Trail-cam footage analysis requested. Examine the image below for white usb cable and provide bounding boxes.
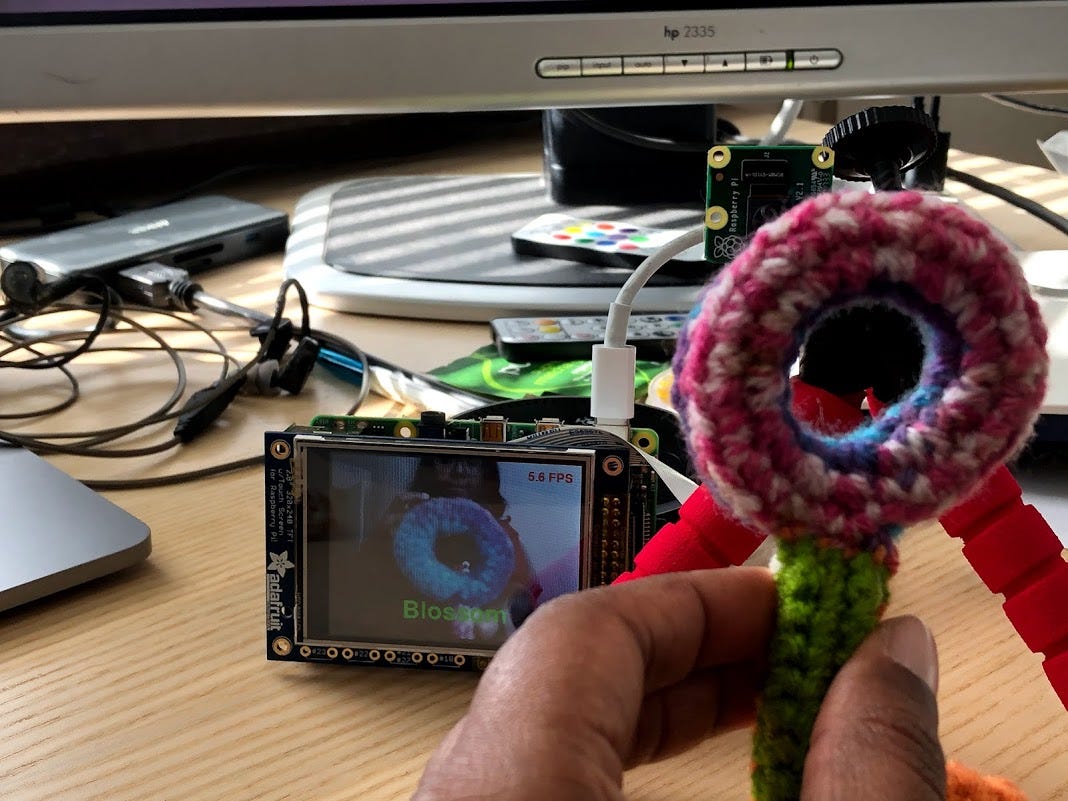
[590,226,706,437]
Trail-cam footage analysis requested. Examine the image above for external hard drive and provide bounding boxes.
[0,195,288,281]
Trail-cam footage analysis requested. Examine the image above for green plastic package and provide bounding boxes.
[429,345,668,400]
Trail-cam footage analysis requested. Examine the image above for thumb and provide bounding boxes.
[802,615,946,801]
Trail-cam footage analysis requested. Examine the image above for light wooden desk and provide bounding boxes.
[1,118,1067,801]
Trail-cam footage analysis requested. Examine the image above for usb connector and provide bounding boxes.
[115,263,201,312]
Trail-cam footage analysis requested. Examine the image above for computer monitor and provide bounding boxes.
[4,3,1068,356]
[2,2,1068,121]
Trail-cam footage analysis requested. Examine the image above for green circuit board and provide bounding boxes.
[704,143,835,264]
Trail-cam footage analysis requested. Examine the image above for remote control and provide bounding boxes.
[511,213,707,271]
[490,313,688,362]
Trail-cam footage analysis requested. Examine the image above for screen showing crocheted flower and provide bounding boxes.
[393,498,517,607]
[301,444,585,651]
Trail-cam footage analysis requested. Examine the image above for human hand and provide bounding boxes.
[412,568,944,801]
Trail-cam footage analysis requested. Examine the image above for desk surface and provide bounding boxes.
[2,116,1067,801]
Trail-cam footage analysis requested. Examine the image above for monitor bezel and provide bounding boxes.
[0,0,993,24]
[3,1,1068,121]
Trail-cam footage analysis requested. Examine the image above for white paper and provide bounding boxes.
[1038,130,1068,175]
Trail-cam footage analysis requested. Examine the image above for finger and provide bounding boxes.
[802,615,945,801]
[485,567,777,759]
[413,568,777,801]
[628,660,764,766]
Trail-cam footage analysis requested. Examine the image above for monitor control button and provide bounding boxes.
[537,58,582,78]
[793,49,843,70]
[581,56,623,77]
[705,52,746,73]
[538,48,836,79]
[623,55,665,75]
[746,51,788,71]
[664,54,705,74]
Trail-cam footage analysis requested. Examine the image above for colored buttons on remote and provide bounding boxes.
[511,213,709,272]
[539,220,656,253]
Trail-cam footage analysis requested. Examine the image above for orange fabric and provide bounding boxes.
[946,761,1028,801]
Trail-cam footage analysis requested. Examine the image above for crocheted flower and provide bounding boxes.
[673,189,1047,564]
[671,189,1048,801]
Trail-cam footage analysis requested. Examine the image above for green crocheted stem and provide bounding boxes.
[751,539,891,801]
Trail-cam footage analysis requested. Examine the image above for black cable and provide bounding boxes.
[0,296,256,456]
[986,94,1068,118]
[0,305,193,449]
[0,376,79,418]
[0,335,80,419]
[126,272,437,416]
[290,280,312,340]
[347,371,372,416]
[1,277,333,486]
[2,346,237,442]
[946,166,1068,238]
[265,278,309,344]
[0,280,113,370]
[81,455,264,491]
[159,279,303,444]
[111,270,355,411]
[72,288,360,486]
[63,282,311,484]
[0,432,181,458]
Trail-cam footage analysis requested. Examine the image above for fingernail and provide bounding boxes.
[877,616,939,694]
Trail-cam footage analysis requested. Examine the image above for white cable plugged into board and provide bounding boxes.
[590,226,706,438]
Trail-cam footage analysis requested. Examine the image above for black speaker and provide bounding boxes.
[542,105,736,207]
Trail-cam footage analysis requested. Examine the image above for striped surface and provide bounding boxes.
[322,175,705,287]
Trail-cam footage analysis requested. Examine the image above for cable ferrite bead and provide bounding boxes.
[941,465,1068,709]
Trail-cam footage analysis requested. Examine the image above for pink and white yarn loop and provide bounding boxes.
[673,190,1048,554]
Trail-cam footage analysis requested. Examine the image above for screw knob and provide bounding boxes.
[823,105,938,190]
